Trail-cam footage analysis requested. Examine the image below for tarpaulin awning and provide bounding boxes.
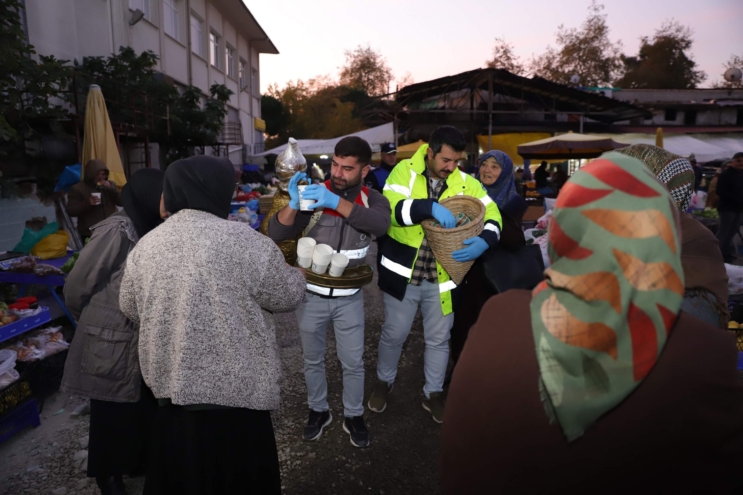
[517,132,629,159]
[82,85,127,186]
[593,133,743,163]
[257,123,395,157]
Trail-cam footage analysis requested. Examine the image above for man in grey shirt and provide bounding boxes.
[268,137,391,448]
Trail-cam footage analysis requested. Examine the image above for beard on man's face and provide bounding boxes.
[331,175,361,191]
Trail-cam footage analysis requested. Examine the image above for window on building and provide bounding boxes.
[664,109,678,122]
[684,110,697,126]
[209,31,220,68]
[226,45,235,79]
[129,0,151,20]
[190,15,203,56]
[163,0,178,39]
[251,67,258,95]
[239,59,247,89]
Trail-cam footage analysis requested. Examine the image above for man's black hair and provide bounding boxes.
[733,152,743,159]
[335,136,372,165]
[428,126,466,156]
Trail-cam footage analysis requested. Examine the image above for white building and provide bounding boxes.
[23,0,277,166]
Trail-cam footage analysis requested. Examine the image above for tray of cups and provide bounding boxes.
[296,238,373,289]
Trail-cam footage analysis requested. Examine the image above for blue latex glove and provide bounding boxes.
[288,172,306,210]
[452,236,489,262]
[302,184,340,210]
[431,202,456,228]
[245,199,259,211]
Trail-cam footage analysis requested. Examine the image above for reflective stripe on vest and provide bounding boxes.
[439,280,457,293]
[306,283,360,297]
[401,199,414,226]
[408,169,416,195]
[384,183,411,197]
[338,246,369,260]
[380,255,413,278]
[479,195,494,207]
[484,223,500,236]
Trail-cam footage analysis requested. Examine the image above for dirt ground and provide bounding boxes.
[0,245,445,495]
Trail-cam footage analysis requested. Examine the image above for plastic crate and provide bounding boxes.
[18,349,68,410]
[0,376,33,416]
[0,399,40,444]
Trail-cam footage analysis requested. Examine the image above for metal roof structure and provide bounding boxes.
[396,68,650,124]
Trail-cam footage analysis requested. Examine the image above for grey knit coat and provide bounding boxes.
[119,209,306,410]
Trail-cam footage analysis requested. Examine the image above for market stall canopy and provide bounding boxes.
[82,85,127,186]
[257,123,394,157]
[517,132,629,160]
[477,133,556,165]
[593,133,743,163]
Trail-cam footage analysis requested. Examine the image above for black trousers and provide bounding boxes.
[143,403,281,495]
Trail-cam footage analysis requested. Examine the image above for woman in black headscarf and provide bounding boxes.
[62,168,165,495]
[120,156,306,495]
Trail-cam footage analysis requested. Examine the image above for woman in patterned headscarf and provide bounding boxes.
[441,153,743,494]
[616,144,729,328]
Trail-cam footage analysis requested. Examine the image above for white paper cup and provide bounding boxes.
[311,244,333,273]
[328,253,349,277]
[297,237,317,258]
[311,261,329,274]
[91,192,102,204]
[297,185,315,211]
[297,255,312,268]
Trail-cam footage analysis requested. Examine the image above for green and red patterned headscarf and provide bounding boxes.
[530,152,684,442]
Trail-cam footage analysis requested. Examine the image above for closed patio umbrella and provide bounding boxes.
[82,85,127,186]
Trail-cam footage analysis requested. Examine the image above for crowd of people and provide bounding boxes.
[56,125,743,494]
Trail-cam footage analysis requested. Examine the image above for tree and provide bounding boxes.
[73,47,233,164]
[0,0,72,146]
[339,45,393,97]
[486,37,525,75]
[265,77,365,149]
[530,1,623,87]
[396,72,415,91]
[712,53,743,89]
[261,94,289,138]
[616,20,707,89]
[159,84,232,163]
[71,48,175,130]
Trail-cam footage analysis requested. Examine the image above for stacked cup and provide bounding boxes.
[311,244,333,274]
[296,238,316,268]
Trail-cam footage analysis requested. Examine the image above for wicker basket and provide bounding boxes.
[258,194,275,214]
[421,196,485,285]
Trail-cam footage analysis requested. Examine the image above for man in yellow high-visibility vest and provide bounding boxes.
[368,126,502,423]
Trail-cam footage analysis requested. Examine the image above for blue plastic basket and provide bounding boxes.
[0,399,40,444]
